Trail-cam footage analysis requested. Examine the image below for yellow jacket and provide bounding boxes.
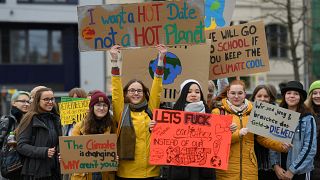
[112,76,162,178]
[70,121,115,180]
[212,98,286,180]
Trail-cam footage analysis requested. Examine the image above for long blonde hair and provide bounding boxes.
[16,88,55,137]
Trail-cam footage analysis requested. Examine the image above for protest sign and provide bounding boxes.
[59,134,118,174]
[207,21,270,79]
[121,43,210,102]
[150,109,232,170]
[204,0,235,30]
[59,99,90,125]
[61,97,87,102]
[78,0,205,51]
[247,101,300,144]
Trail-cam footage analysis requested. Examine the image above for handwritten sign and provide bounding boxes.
[61,97,87,102]
[121,43,210,102]
[247,101,300,144]
[78,0,205,51]
[207,21,270,79]
[59,99,90,125]
[59,134,118,174]
[150,109,232,170]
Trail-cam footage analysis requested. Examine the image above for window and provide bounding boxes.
[4,29,62,64]
[17,0,78,4]
[265,24,288,58]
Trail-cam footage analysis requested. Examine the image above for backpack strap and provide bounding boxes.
[145,107,153,120]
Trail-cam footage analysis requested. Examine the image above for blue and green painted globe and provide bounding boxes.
[149,52,182,85]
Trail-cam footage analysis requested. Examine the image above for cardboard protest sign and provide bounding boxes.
[247,101,300,144]
[121,44,210,102]
[207,21,270,79]
[150,109,232,170]
[59,99,90,125]
[204,0,235,30]
[78,0,205,51]
[61,97,87,102]
[59,134,118,174]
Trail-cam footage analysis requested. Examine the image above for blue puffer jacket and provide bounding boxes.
[270,113,317,175]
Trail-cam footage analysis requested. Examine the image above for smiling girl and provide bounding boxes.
[16,88,62,180]
[109,44,166,179]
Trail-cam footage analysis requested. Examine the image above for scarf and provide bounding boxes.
[184,101,205,113]
[118,100,148,160]
[10,106,24,123]
[226,99,249,114]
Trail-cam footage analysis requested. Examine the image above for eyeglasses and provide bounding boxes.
[41,98,55,103]
[127,89,143,94]
[15,100,31,104]
[94,103,108,108]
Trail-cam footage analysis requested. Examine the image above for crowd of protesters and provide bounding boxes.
[0,45,318,180]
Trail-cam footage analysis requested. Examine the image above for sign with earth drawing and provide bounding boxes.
[121,43,210,102]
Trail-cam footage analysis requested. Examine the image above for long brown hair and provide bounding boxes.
[83,106,114,134]
[16,88,54,137]
[123,79,150,103]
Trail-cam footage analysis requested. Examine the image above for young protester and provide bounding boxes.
[60,87,87,180]
[0,91,30,179]
[304,80,320,179]
[270,81,317,180]
[250,85,278,180]
[62,87,87,136]
[16,87,62,179]
[0,91,30,148]
[70,90,116,180]
[211,80,290,180]
[166,79,215,180]
[109,44,166,179]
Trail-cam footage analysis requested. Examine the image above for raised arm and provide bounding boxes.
[148,44,167,111]
[109,45,124,123]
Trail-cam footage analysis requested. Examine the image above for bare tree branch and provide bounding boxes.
[263,0,287,8]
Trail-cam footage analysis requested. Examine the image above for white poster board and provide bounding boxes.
[247,101,300,143]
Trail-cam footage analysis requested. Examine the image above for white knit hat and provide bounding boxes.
[180,79,202,93]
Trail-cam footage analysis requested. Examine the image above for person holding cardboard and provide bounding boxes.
[211,80,290,180]
[163,79,215,180]
[70,90,116,180]
[109,44,166,179]
[250,84,279,180]
[16,87,62,179]
[305,80,320,179]
[270,81,317,180]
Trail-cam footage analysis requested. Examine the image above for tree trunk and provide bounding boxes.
[287,0,300,81]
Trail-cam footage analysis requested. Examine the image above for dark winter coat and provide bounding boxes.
[0,107,24,148]
[17,113,62,178]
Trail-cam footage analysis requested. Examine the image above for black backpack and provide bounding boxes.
[0,115,23,179]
